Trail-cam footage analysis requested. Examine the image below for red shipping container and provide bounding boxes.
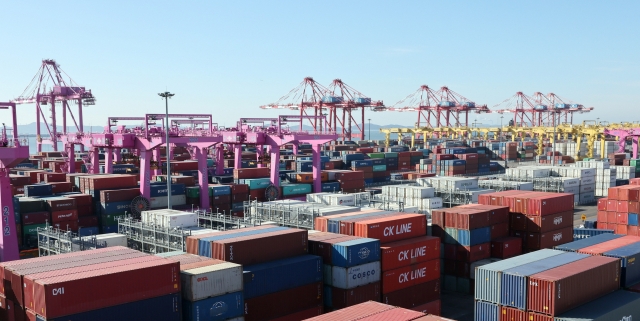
[270,306,323,321]
[210,229,308,265]
[211,194,231,205]
[577,235,640,255]
[607,199,618,212]
[500,306,526,321]
[526,193,574,216]
[381,259,439,294]
[456,243,490,262]
[444,211,458,228]
[411,299,441,317]
[478,190,530,207]
[607,211,617,224]
[355,214,427,244]
[334,171,365,182]
[21,212,50,225]
[231,193,249,203]
[27,258,179,319]
[618,201,630,213]
[513,192,548,214]
[510,213,528,231]
[88,175,137,190]
[525,210,573,233]
[491,237,523,259]
[597,198,608,211]
[49,182,72,194]
[339,213,401,236]
[248,188,266,201]
[99,188,140,203]
[527,312,554,321]
[608,187,620,200]
[312,210,376,232]
[340,180,365,190]
[355,307,426,321]
[45,198,76,211]
[304,301,394,321]
[78,215,100,227]
[597,211,607,223]
[524,226,573,250]
[50,209,78,223]
[380,236,440,271]
[185,225,277,254]
[456,210,491,230]
[527,256,620,316]
[491,222,510,239]
[233,168,270,179]
[65,194,93,206]
[629,225,639,236]
[381,278,440,308]
[618,212,629,225]
[443,243,457,260]
[598,222,609,230]
[630,201,640,214]
[618,186,640,201]
[77,205,93,217]
[329,281,381,310]
[243,282,322,321]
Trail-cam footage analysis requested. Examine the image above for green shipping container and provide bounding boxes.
[100,214,126,227]
[245,178,273,189]
[372,165,387,172]
[281,184,312,196]
[206,159,215,167]
[630,159,640,169]
[186,186,200,198]
[23,223,47,243]
[367,153,385,159]
[384,152,398,158]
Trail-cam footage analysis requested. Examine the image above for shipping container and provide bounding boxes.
[381,278,440,308]
[380,236,440,271]
[526,193,574,216]
[457,243,490,262]
[474,249,564,304]
[210,229,308,265]
[331,238,381,268]
[553,290,640,320]
[525,226,574,250]
[243,282,322,321]
[270,306,323,321]
[604,242,640,287]
[410,300,442,318]
[500,252,589,310]
[381,259,439,294]
[526,210,573,233]
[243,255,322,299]
[182,291,244,321]
[499,306,527,321]
[327,281,381,309]
[181,262,243,301]
[457,227,491,246]
[527,255,621,316]
[28,258,180,319]
[331,261,381,290]
[355,307,426,321]
[355,214,427,243]
[33,292,181,321]
[186,225,277,254]
[577,235,640,255]
[302,301,394,321]
[554,233,623,252]
[491,237,522,259]
[475,300,499,321]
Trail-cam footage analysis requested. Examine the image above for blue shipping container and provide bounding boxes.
[282,184,312,196]
[99,201,131,215]
[101,224,119,234]
[241,178,272,190]
[332,238,381,268]
[182,291,244,321]
[37,293,181,321]
[475,301,499,321]
[604,242,640,287]
[573,228,614,239]
[243,255,323,299]
[24,184,53,197]
[150,184,186,197]
[78,227,100,237]
[554,233,623,252]
[321,182,340,193]
[198,227,288,257]
[12,196,20,224]
[457,227,490,246]
[351,160,373,168]
[500,252,589,310]
[629,213,639,226]
[209,185,231,196]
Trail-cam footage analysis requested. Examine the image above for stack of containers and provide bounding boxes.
[397,152,412,170]
[302,301,436,321]
[186,225,324,320]
[98,187,139,232]
[332,170,365,193]
[44,196,78,232]
[370,157,391,184]
[308,232,381,312]
[65,193,98,236]
[385,152,399,171]
[379,185,443,215]
[598,185,640,235]
[351,159,374,186]
[185,186,200,207]
[18,197,48,249]
[149,183,187,209]
[380,235,441,314]
[435,204,511,294]
[234,168,272,202]
[209,184,232,213]
[0,246,182,321]
[576,235,640,289]
[9,174,30,196]
[229,183,250,217]
[142,209,198,229]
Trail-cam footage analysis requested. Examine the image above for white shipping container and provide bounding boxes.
[92,233,127,247]
[331,261,381,289]
[409,186,435,199]
[159,212,198,228]
[579,192,596,203]
[422,197,443,209]
[325,194,356,206]
[181,262,244,301]
[306,193,331,203]
[561,178,580,188]
[579,184,595,193]
[580,177,596,185]
[563,186,580,195]
[149,195,187,209]
[317,206,361,216]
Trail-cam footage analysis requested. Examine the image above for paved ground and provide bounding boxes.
[439,203,599,321]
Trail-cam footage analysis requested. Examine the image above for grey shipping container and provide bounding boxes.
[555,290,640,321]
[604,242,640,288]
[555,233,623,252]
[500,252,589,310]
[474,249,564,304]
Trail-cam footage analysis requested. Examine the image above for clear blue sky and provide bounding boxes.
[1,1,638,129]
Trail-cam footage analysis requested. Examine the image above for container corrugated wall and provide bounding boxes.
[331,261,381,289]
[475,300,499,320]
[554,233,623,252]
[474,249,564,304]
[554,290,640,321]
[500,252,589,310]
[182,291,244,321]
[243,255,322,299]
[332,238,380,268]
[181,262,243,301]
[604,242,640,287]
[197,226,286,257]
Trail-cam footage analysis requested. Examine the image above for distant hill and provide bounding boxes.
[16,123,103,135]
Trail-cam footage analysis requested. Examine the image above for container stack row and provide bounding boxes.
[379,185,444,215]
[597,185,640,236]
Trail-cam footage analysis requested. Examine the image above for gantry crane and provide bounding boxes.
[494,92,593,127]
[11,59,95,152]
[387,85,489,128]
[260,77,384,141]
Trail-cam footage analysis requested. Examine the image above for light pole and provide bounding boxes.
[500,116,504,142]
[159,91,175,209]
[368,118,371,141]
[551,112,557,167]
